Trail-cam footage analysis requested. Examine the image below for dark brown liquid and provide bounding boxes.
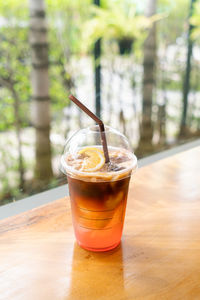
[67,175,131,251]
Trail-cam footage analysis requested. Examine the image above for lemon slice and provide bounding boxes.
[78,147,105,172]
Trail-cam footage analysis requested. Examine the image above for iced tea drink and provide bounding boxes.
[62,143,137,252]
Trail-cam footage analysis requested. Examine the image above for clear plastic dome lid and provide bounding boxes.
[60,125,137,179]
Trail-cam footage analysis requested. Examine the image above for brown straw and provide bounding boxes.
[69,94,110,163]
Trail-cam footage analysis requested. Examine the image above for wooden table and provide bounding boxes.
[1,147,200,300]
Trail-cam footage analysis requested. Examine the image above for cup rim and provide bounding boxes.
[60,150,138,181]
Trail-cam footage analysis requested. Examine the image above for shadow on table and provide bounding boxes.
[66,241,126,300]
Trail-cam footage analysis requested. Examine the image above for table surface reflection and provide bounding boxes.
[1,146,200,299]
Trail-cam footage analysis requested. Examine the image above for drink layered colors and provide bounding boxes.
[62,145,137,251]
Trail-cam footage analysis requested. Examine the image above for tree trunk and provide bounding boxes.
[179,0,196,137]
[12,88,25,190]
[136,0,157,156]
[106,58,115,120]
[158,48,167,146]
[29,0,53,182]
[157,104,166,145]
[94,0,101,118]
[119,109,126,136]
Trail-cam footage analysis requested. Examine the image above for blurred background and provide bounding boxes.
[0,0,200,206]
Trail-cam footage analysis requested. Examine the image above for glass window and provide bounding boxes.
[1,0,200,206]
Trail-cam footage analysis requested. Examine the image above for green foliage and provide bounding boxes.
[0,0,91,125]
[158,0,189,45]
[0,3,30,131]
[82,1,161,52]
[47,0,92,55]
[0,0,27,19]
[0,138,19,204]
[46,0,92,110]
[190,1,200,40]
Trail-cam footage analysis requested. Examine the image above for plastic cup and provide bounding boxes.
[61,125,137,252]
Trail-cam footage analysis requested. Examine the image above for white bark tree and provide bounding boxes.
[137,0,157,156]
[29,0,53,181]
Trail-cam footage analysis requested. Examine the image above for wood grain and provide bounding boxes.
[0,147,200,300]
